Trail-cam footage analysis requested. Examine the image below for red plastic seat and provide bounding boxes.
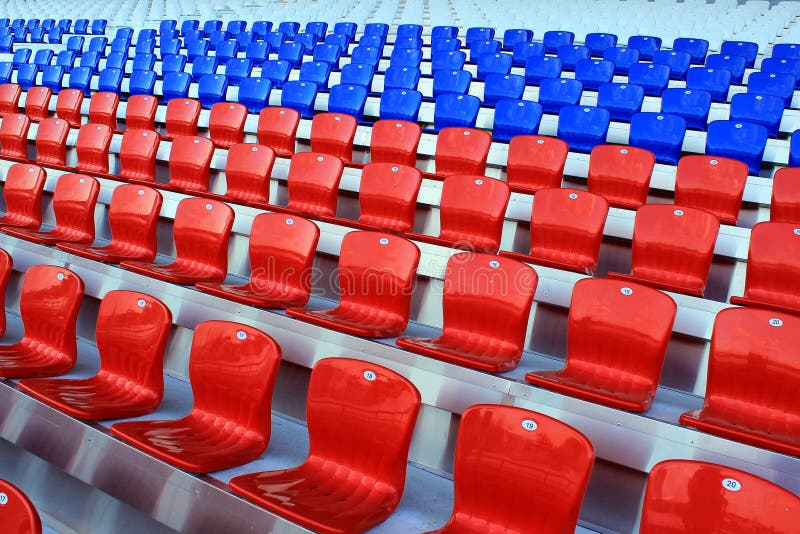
[770,167,800,224]
[55,88,83,127]
[425,405,594,534]
[286,231,420,338]
[526,278,676,412]
[674,155,747,225]
[165,97,201,138]
[310,112,357,162]
[110,320,281,473]
[120,197,234,284]
[88,91,119,130]
[57,184,162,263]
[24,86,51,122]
[0,83,21,116]
[125,94,158,131]
[17,290,172,419]
[229,357,421,534]
[587,144,655,209]
[680,307,800,455]
[286,152,344,218]
[506,135,569,193]
[356,162,422,233]
[75,123,113,173]
[0,478,42,534]
[397,253,537,372]
[196,213,319,307]
[117,129,160,183]
[608,204,719,296]
[2,173,99,245]
[257,106,300,157]
[501,188,609,275]
[0,113,31,159]
[0,163,46,229]
[211,143,275,206]
[369,119,422,168]
[433,127,492,177]
[0,264,83,378]
[410,174,510,254]
[208,101,247,148]
[0,249,11,337]
[34,117,69,166]
[640,459,800,534]
[163,135,215,192]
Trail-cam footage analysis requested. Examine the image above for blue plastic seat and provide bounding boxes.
[68,65,94,96]
[203,20,223,37]
[493,100,543,142]
[111,37,131,54]
[305,21,328,40]
[525,56,563,85]
[299,61,332,88]
[183,29,202,42]
[503,29,533,51]
[397,24,422,39]
[558,44,591,71]
[350,46,381,68]
[328,83,368,120]
[476,52,512,81]
[79,50,101,73]
[394,37,423,50]
[706,120,768,175]
[379,88,422,122]
[237,77,271,113]
[384,66,420,90]
[340,63,374,88]
[138,29,157,43]
[686,67,732,102]
[33,49,53,67]
[261,60,292,88]
[191,55,218,82]
[161,54,187,75]
[222,20,244,35]
[56,50,76,73]
[469,40,501,63]
[465,27,494,46]
[16,64,38,90]
[363,22,388,40]
[58,19,72,32]
[325,33,350,52]
[74,19,89,34]
[585,33,618,57]
[512,41,544,67]
[266,31,286,50]
[432,50,466,72]
[132,53,156,72]
[661,88,711,131]
[431,38,461,54]
[653,50,691,80]
[705,54,747,85]
[603,47,640,75]
[216,40,239,65]
[47,28,63,44]
[334,22,357,40]
[557,105,611,153]
[313,43,342,66]
[432,69,472,97]
[42,65,64,93]
[730,93,785,138]
[278,42,304,68]
[433,93,481,130]
[629,112,687,165]
[11,26,27,43]
[161,71,192,102]
[129,69,156,96]
[277,21,299,38]
[773,43,800,60]
[791,130,800,167]
[293,33,317,54]
[575,59,614,90]
[539,78,583,114]
[225,58,252,86]
[748,72,796,106]
[390,48,422,68]
[720,40,758,68]
[208,30,228,50]
[432,26,458,40]
[358,35,384,51]
[627,35,662,61]
[97,67,123,93]
[198,74,229,108]
[761,58,800,89]
[42,19,56,31]
[159,20,176,35]
[30,27,45,43]
[246,41,270,67]
[186,39,209,61]
[12,48,31,68]
[628,62,670,96]
[180,20,199,36]
[251,21,272,37]
[597,82,645,122]
[104,51,127,70]
[0,34,11,53]
[135,39,155,55]
[281,80,318,118]
[483,73,525,106]
[91,19,106,35]
[543,30,574,54]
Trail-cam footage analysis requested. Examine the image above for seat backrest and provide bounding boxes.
[131,52,155,72]
[379,88,423,122]
[597,82,645,122]
[432,26,458,40]
[298,60,332,88]
[208,102,247,148]
[286,152,344,218]
[513,41,544,67]
[585,32,618,56]
[466,27,494,45]
[191,55,217,82]
[476,51,512,79]
[97,67,123,94]
[653,50,691,80]
[492,99,543,142]
[431,50,466,72]
[118,129,160,182]
[674,154,748,225]
[539,77,583,113]
[328,83,368,120]
[257,106,300,156]
[557,44,591,70]
[52,173,100,237]
[705,119,768,175]
[761,57,800,86]
[627,35,662,60]
[433,93,480,130]
[735,221,800,311]
[55,88,83,126]
[173,198,234,270]
[483,73,525,106]
[574,59,615,89]
[197,74,229,108]
[125,95,158,130]
[640,459,800,534]
[503,28,533,51]
[223,143,275,205]
[246,41,270,66]
[628,112,687,166]
[506,135,568,192]
[729,92,785,138]
[106,184,163,262]
[673,37,709,64]
[720,40,759,67]
[129,69,157,96]
[0,478,43,534]
[259,59,291,89]
[771,167,800,223]
[629,62,670,96]
[358,163,422,233]
[35,117,69,165]
[435,127,492,176]
[588,144,655,209]
[76,123,113,173]
[0,113,30,158]
[168,135,215,192]
[280,80,319,118]
[706,53,746,84]
[439,175,510,253]
[384,66,420,90]
[686,66,732,102]
[660,88,711,130]
[390,48,422,68]
[88,92,119,130]
[524,56,563,85]
[41,66,64,94]
[15,63,39,91]
[543,30,574,54]
[2,163,46,228]
[557,105,611,153]
[432,68,472,97]
[310,112,357,161]
[237,77,271,114]
[165,97,201,137]
[369,119,422,167]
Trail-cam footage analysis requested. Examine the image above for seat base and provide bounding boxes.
[395,337,521,372]
[729,295,800,316]
[0,343,75,378]
[680,409,800,457]
[500,250,595,275]
[195,281,309,309]
[525,370,655,412]
[120,260,226,285]
[57,242,156,264]
[2,226,93,246]
[607,272,705,297]
[285,307,407,338]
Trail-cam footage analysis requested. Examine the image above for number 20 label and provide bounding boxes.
[722,478,742,492]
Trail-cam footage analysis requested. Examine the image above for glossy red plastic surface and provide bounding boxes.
[88,91,119,130]
[426,405,594,534]
[164,135,215,192]
[0,249,11,337]
[674,155,747,225]
[216,143,275,206]
[24,86,52,122]
[587,144,655,209]
[641,460,800,533]
[680,307,800,455]
[397,253,536,372]
[310,112,357,161]
[110,320,281,473]
[229,357,421,534]
[434,127,492,177]
[257,106,300,157]
[120,197,233,284]
[75,123,113,173]
[117,129,160,183]
[208,101,247,148]
[0,83,21,116]
[608,204,719,296]
[197,213,319,307]
[0,478,42,534]
[2,173,99,245]
[34,117,69,166]
[18,290,172,419]
[125,95,158,131]
[0,164,45,229]
[286,152,344,218]
[526,278,676,412]
[506,135,569,193]
[0,113,30,159]
[501,188,609,275]
[770,167,800,224]
[0,264,83,378]
[165,97,201,137]
[57,184,162,263]
[55,88,83,127]
[286,231,420,338]
[356,162,422,233]
[369,119,422,168]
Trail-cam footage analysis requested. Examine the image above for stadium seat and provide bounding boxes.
[41,66,64,94]
[379,88,423,122]
[432,26,458,40]
[25,88,52,120]
[761,57,800,89]
[524,55,563,85]
[202,19,223,37]
[299,61,332,88]
[90,19,106,35]
[431,50,466,72]
[597,82,644,122]
[310,112,357,162]
[588,144,655,209]
[0,478,43,533]
[558,44,590,71]
[165,97,201,137]
[160,40,182,59]
[720,40,758,68]
[575,59,614,90]
[75,124,113,174]
[34,117,69,165]
[660,88,712,130]
[313,43,342,67]
[278,42,304,69]
[483,73,525,106]
[88,92,119,130]
[505,135,568,193]
[608,204,719,295]
[705,53,746,84]
[653,50,691,81]
[125,95,157,130]
[503,28,533,51]
[255,106,299,157]
[134,38,155,56]
[0,83,20,116]
[628,35,661,61]
[340,63,375,88]
[33,49,52,69]
[197,74,228,109]
[390,48,422,69]
[281,80,319,118]
[433,93,480,130]
[705,120,768,175]
[285,152,344,217]
[383,66,421,90]
[539,78,582,114]
[78,50,101,73]
[215,40,239,65]
[526,277,676,411]
[225,58,253,87]
[771,167,800,222]
[67,66,93,97]
[686,67,732,102]
[354,163,421,233]
[191,56,218,83]
[492,100,542,142]
[245,41,270,67]
[369,119,422,167]
[0,163,46,229]
[432,127,491,177]
[512,41,544,67]
[328,83,368,120]
[104,51,127,71]
[432,69,472,97]
[675,155,747,226]
[97,67,124,94]
[265,31,287,50]
[476,52,512,80]
[116,129,160,183]
[424,405,594,534]
[66,35,84,56]
[208,102,247,148]
[558,105,611,153]
[186,39,210,63]
[628,62,670,96]
[160,135,214,192]
[468,40,501,63]
[748,72,796,107]
[229,357,420,533]
[179,20,199,37]
[208,143,275,206]
[325,33,350,52]
[543,30,574,54]
[0,113,30,159]
[128,70,156,96]
[466,27,494,46]
[629,113,687,165]
[350,46,381,69]
[161,72,192,102]
[12,48,31,68]
[131,53,155,72]
[586,32,618,56]
[15,64,39,91]
[55,51,76,74]
[237,77,271,114]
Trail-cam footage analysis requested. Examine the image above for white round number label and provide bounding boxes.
[0,492,7,505]
[521,419,537,431]
[769,318,783,327]
[363,370,376,381]
[722,478,742,492]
